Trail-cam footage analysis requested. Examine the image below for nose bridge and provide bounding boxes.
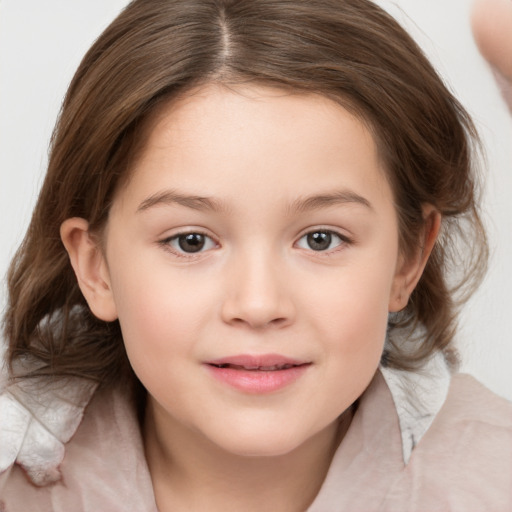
[221,243,294,328]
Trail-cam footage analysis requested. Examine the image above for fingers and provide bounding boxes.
[471,0,512,110]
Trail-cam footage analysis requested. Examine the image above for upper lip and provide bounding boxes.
[205,354,310,371]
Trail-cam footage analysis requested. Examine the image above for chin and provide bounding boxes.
[206,420,327,459]
[219,436,303,458]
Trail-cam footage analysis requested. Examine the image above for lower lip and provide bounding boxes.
[205,364,310,394]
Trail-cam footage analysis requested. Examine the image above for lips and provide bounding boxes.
[204,354,311,393]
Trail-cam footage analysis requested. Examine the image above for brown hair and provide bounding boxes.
[3,0,487,385]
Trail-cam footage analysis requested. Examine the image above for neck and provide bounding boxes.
[143,401,353,512]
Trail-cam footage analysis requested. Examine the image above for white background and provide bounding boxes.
[1,0,511,399]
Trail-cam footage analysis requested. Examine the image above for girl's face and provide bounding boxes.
[87,84,420,456]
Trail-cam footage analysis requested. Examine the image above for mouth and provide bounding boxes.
[209,363,302,371]
[206,354,310,370]
[205,354,311,393]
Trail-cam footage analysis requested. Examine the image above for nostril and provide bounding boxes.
[269,317,288,326]
[229,315,289,329]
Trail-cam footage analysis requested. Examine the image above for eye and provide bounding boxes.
[296,230,347,252]
[163,232,217,254]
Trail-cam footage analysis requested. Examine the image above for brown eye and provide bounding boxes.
[296,230,346,252]
[307,232,332,251]
[178,233,206,253]
[164,232,216,255]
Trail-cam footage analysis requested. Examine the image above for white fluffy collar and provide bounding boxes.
[0,370,97,487]
[381,351,451,464]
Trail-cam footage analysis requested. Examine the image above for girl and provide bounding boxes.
[1,0,511,510]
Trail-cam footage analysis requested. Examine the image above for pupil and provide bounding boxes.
[178,233,205,253]
[307,231,331,251]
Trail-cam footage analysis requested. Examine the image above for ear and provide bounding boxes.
[389,206,441,312]
[60,218,118,322]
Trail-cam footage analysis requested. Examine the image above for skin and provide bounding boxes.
[471,0,512,110]
[61,84,439,512]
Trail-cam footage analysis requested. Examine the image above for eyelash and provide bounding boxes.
[158,228,352,258]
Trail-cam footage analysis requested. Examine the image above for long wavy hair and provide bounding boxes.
[4,0,487,386]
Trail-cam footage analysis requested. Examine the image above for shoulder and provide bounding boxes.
[422,373,512,457]
[443,373,512,426]
[310,368,512,512]
[427,373,512,465]
[387,373,512,511]
[0,380,157,512]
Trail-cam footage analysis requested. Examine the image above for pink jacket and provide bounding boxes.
[1,363,512,511]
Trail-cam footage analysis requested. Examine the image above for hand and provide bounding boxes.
[472,0,512,112]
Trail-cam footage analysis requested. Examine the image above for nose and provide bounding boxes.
[220,248,295,329]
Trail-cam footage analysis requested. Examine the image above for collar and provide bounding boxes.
[380,351,451,464]
[0,362,97,487]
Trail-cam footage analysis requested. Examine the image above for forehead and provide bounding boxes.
[114,83,393,215]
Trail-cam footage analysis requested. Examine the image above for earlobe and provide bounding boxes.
[60,218,118,322]
[389,206,441,312]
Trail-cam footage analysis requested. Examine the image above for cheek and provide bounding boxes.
[324,278,391,409]
[305,259,395,337]
[301,255,396,383]
[106,255,218,374]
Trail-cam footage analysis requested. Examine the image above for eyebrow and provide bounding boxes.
[288,190,373,214]
[137,190,227,213]
[136,188,372,214]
